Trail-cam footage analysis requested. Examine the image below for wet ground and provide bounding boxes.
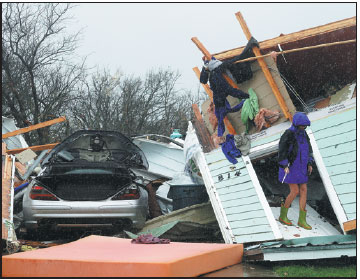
[201,262,278,277]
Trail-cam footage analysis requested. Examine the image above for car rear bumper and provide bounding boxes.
[23,201,148,230]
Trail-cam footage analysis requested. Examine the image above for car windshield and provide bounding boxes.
[44,131,148,169]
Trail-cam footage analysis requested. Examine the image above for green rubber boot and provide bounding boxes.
[298,209,312,230]
[279,204,293,226]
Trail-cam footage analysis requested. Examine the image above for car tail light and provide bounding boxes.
[111,184,140,200]
[29,185,59,201]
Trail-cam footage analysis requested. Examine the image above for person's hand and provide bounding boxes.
[284,167,290,174]
[308,165,313,175]
[269,51,278,62]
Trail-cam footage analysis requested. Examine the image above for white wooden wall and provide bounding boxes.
[310,107,356,221]
[204,150,281,244]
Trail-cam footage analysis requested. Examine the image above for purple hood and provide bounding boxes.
[289,112,310,132]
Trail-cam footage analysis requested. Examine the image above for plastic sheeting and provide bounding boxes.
[2,117,29,151]
[183,122,204,184]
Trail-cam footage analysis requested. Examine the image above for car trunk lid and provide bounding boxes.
[36,172,132,201]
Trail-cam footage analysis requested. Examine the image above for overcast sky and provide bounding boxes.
[68,3,356,94]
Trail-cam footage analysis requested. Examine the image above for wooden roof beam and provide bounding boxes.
[2,116,67,139]
[213,16,356,61]
[6,143,59,155]
[235,11,292,121]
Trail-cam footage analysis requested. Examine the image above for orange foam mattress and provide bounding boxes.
[2,235,243,277]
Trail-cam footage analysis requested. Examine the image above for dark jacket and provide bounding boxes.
[278,129,314,168]
[200,37,258,108]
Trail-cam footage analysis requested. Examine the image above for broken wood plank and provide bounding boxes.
[192,104,216,153]
[235,11,292,121]
[2,154,14,241]
[193,67,236,135]
[6,143,59,155]
[343,219,356,232]
[2,116,66,139]
[2,142,7,155]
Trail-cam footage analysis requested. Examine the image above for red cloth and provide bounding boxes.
[131,234,170,244]
[254,108,280,132]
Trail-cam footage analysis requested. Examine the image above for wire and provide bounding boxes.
[269,68,313,113]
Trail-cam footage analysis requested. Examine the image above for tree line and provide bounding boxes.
[2,3,205,146]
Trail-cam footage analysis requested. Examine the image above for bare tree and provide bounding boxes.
[71,69,123,131]
[69,67,203,138]
[2,3,85,145]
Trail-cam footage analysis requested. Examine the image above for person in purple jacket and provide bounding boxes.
[278,112,314,230]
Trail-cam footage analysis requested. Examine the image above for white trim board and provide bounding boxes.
[248,140,279,160]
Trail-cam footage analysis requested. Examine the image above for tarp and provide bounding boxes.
[2,116,29,150]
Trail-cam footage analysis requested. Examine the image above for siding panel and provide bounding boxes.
[311,108,356,132]
[342,204,356,217]
[218,194,261,207]
[338,193,356,205]
[233,232,277,243]
[227,216,269,227]
[223,201,263,213]
[312,107,356,222]
[222,193,259,208]
[219,187,257,201]
[209,164,248,177]
[252,133,282,148]
[212,172,250,189]
[205,149,278,244]
[232,224,273,235]
[333,183,356,195]
[326,161,356,176]
[331,172,356,185]
[311,119,355,140]
[323,151,356,167]
[316,129,356,150]
[319,140,356,158]
[216,184,253,197]
[223,205,267,219]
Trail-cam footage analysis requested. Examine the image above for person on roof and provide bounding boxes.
[278,112,314,230]
[200,37,259,136]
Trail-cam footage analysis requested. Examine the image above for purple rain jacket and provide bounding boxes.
[278,112,314,184]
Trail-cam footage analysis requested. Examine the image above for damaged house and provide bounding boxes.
[1,10,356,278]
[189,13,356,261]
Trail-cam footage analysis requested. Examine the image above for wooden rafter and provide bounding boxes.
[235,11,292,121]
[233,39,356,65]
[6,143,59,155]
[2,116,66,139]
[213,16,356,61]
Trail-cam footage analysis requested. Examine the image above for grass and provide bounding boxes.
[270,257,357,278]
[273,264,357,278]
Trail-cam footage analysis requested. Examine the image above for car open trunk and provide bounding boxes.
[36,172,132,201]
